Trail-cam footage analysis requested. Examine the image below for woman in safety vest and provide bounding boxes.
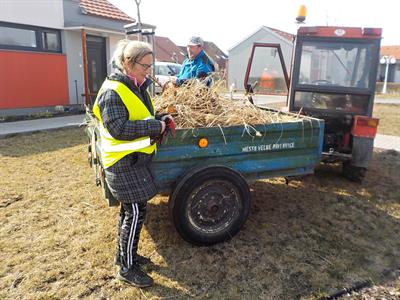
[93,40,172,288]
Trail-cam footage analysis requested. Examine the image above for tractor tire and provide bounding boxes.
[342,162,366,183]
[169,166,251,246]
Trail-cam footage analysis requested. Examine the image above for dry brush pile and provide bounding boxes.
[153,80,294,129]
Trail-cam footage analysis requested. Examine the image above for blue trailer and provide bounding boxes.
[86,110,324,245]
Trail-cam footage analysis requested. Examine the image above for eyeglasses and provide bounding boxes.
[135,61,153,70]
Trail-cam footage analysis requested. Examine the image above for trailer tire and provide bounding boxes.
[342,162,366,183]
[169,166,250,246]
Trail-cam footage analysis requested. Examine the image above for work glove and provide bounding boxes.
[153,115,176,145]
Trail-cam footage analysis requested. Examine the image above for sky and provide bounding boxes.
[109,0,399,54]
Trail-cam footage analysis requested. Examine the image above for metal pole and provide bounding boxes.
[75,80,79,104]
[135,0,142,40]
[382,57,389,94]
[81,29,90,106]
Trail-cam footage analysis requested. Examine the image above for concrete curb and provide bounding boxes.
[374,134,400,152]
[0,124,82,139]
[0,114,85,139]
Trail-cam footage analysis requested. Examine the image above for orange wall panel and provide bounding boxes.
[0,50,69,109]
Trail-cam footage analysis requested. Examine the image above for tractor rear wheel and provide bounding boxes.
[342,162,366,183]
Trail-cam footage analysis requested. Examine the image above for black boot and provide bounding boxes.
[134,254,152,265]
[117,264,153,287]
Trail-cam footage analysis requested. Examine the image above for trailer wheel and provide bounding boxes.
[169,166,251,246]
[342,162,366,183]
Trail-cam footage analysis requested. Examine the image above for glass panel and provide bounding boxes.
[86,35,104,43]
[157,65,170,76]
[0,26,36,47]
[91,60,98,91]
[247,46,287,95]
[299,42,373,89]
[294,91,369,114]
[167,65,181,75]
[42,31,60,51]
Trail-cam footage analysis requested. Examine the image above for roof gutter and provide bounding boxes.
[64,26,125,36]
[228,26,293,52]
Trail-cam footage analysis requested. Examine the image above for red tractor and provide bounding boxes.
[245,26,382,182]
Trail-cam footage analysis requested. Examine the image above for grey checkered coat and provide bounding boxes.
[97,71,162,203]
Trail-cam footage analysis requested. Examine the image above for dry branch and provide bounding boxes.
[153,80,294,129]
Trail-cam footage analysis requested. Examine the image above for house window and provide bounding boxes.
[0,26,36,47]
[41,31,61,51]
[0,22,61,53]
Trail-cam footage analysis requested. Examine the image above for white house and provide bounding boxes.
[378,45,400,83]
[0,0,134,116]
[228,26,294,91]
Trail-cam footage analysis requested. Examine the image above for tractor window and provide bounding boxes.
[294,91,370,114]
[246,46,288,95]
[298,42,373,89]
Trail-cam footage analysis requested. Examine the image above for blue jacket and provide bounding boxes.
[176,50,215,86]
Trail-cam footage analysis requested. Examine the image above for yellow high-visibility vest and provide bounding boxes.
[92,79,157,168]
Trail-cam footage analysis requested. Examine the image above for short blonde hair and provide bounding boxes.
[111,39,153,70]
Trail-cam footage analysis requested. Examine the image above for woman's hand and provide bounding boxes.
[160,121,166,134]
[161,114,173,122]
[159,115,174,134]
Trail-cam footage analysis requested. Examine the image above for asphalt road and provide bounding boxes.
[374,98,400,104]
[0,114,85,138]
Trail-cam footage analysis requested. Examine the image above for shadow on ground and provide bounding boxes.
[144,150,400,299]
[1,126,398,299]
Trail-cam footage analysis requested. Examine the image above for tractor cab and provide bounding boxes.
[289,27,381,117]
[244,26,382,182]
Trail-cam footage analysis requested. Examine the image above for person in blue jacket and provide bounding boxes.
[175,36,215,86]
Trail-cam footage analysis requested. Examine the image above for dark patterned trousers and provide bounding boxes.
[117,202,147,269]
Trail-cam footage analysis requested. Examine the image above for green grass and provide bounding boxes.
[375,93,400,99]
[373,104,400,136]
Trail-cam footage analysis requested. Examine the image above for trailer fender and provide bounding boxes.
[342,136,373,182]
[351,136,374,168]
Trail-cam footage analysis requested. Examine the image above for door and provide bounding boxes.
[87,35,107,104]
[244,43,289,107]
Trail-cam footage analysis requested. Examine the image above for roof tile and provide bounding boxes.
[178,42,228,69]
[155,36,186,64]
[380,46,400,60]
[203,41,228,70]
[80,0,134,23]
[266,27,294,42]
